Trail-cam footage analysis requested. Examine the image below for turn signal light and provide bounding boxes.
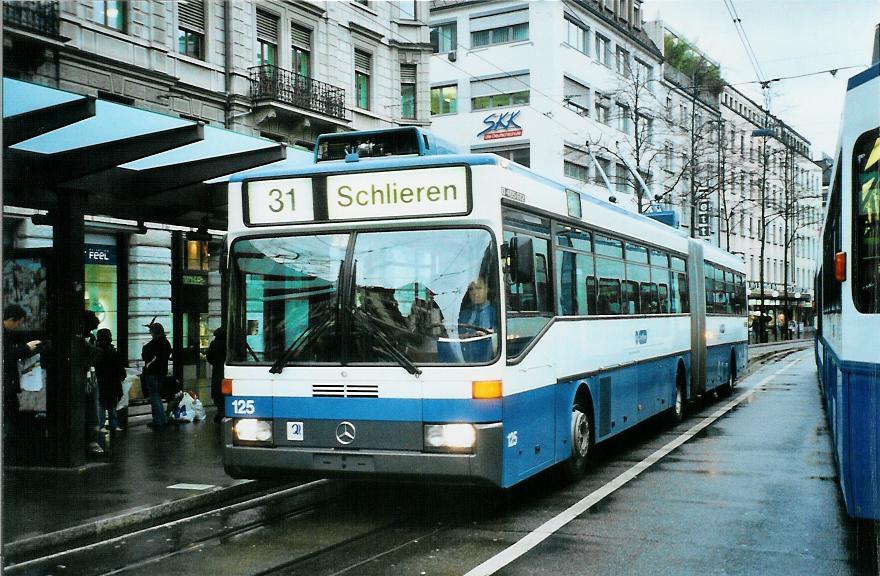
[834,251,846,282]
[472,380,502,399]
[221,378,233,396]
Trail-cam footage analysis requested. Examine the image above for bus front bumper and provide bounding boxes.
[223,421,504,487]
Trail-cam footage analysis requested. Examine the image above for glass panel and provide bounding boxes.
[595,234,623,258]
[229,234,348,364]
[596,256,623,314]
[854,129,880,313]
[351,229,499,364]
[556,226,591,251]
[625,242,648,264]
[401,83,415,119]
[356,71,370,109]
[556,250,593,316]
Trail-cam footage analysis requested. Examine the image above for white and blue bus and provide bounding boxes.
[222,127,747,488]
[815,60,880,519]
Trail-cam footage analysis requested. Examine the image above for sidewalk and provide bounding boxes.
[1,406,288,557]
[0,341,814,558]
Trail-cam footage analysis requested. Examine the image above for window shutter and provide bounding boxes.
[355,50,371,73]
[400,64,417,84]
[470,9,528,32]
[179,0,205,32]
[470,74,528,97]
[256,10,278,42]
[291,23,311,49]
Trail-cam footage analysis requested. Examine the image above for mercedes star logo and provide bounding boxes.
[335,421,356,445]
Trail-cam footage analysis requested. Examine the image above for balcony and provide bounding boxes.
[249,65,348,122]
[3,1,62,38]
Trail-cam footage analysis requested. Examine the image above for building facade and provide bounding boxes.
[427,0,823,338]
[3,0,432,400]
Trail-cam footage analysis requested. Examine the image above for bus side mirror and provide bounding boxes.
[508,237,535,284]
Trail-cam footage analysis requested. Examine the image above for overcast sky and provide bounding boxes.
[642,0,879,159]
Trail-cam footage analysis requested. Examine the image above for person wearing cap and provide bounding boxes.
[141,322,171,429]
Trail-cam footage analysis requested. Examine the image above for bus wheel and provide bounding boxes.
[564,402,592,479]
[668,368,686,424]
[720,352,736,397]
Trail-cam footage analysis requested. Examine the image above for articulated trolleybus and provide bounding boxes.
[223,127,747,488]
[815,60,880,519]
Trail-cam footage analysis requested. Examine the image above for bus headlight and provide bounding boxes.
[233,419,273,445]
[424,423,476,452]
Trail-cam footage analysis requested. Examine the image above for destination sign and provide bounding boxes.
[246,178,314,225]
[326,166,468,220]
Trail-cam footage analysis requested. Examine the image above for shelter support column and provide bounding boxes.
[48,191,87,467]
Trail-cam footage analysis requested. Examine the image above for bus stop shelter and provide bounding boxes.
[2,78,309,467]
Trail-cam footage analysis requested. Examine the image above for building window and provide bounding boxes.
[634,59,653,90]
[594,157,611,185]
[400,64,417,119]
[478,145,530,168]
[256,10,278,65]
[93,0,126,31]
[615,163,630,192]
[595,33,610,66]
[178,0,204,59]
[398,0,416,20]
[430,22,457,53]
[564,145,590,182]
[563,76,590,117]
[470,74,529,111]
[616,103,631,134]
[355,49,372,110]
[471,22,528,48]
[291,24,311,78]
[431,84,457,115]
[564,16,589,55]
[185,240,209,271]
[664,142,673,170]
[616,47,630,77]
[594,100,610,125]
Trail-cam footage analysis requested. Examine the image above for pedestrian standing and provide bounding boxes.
[206,326,226,423]
[3,304,41,456]
[83,310,104,454]
[95,328,126,432]
[141,322,171,430]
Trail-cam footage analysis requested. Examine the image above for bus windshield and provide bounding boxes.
[229,228,500,366]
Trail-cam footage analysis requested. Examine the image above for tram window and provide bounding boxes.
[650,249,669,268]
[676,271,689,313]
[625,243,649,264]
[823,161,842,313]
[671,256,686,272]
[627,262,649,314]
[704,263,715,312]
[853,129,880,313]
[595,234,623,258]
[556,249,593,315]
[586,275,598,314]
[622,280,639,314]
[658,283,670,313]
[556,226,592,251]
[596,256,623,314]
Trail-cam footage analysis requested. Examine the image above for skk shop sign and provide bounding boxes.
[697,199,712,238]
[477,110,523,140]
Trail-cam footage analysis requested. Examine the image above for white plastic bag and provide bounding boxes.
[192,398,206,422]
[171,392,196,422]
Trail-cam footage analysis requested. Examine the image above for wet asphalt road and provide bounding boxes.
[17,349,879,576]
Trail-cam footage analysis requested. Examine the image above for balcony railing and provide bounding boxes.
[3,1,61,37]
[249,65,348,121]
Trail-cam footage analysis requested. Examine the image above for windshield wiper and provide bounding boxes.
[350,307,422,377]
[269,307,336,374]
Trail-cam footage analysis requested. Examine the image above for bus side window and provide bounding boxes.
[623,280,639,314]
[658,283,670,313]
